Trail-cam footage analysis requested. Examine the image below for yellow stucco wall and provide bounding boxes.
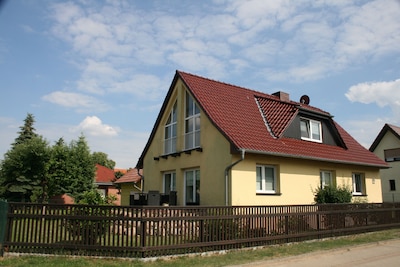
[372,130,400,202]
[230,154,382,205]
[142,77,383,206]
[119,184,141,206]
[143,79,232,206]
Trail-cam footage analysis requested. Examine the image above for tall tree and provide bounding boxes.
[0,136,50,202]
[13,113,38,146]
[47,138,70,198]
[92,151,116,170]
[67,135,96,201]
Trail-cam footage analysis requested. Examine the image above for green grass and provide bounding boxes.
[1,229,400,267]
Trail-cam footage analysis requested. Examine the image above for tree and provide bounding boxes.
[12,113,38,146]
[67,135,96,202]
[0,136,50,202]
[47,138,70,198]
[92,152,116,170]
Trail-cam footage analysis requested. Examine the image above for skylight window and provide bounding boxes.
[300,118,322,142]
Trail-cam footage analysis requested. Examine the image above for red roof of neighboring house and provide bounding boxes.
[95,164,115,184]
[137,71,388,169]
[369,123,400,152]
[114,168,142,184]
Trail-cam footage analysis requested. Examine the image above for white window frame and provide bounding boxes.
[352,173,365,195]
[184,169,200,205]
[164,102,177,154]
[320,171,333,187]
[300,117,322,143]
[163,172,176,194]
[185,92,200,150]
[256,165,277,194]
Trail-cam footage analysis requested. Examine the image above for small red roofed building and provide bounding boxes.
[136,70,388,206]
[95,164,121,205]
[114,168,142,206]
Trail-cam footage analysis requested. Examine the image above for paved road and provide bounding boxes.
[228,239,400,267]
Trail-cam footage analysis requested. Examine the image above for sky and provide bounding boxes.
[0,0,400,169]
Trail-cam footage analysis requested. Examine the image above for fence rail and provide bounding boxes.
[3,203,400,258]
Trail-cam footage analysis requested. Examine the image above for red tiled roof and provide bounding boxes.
[370,123,400,152]
[177,71,387,168]
[95,164,115,183]
[114,168,142,184]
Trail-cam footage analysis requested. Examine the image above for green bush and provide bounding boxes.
[314,185,352,204]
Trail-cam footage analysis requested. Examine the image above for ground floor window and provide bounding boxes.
[185,169,200,205]
[352,173,365,195]
[163,172,176,194]
[320,171,333,187]
[256,165,278,194]
[390,179,396,191]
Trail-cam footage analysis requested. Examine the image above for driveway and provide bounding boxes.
[228,239,400,267]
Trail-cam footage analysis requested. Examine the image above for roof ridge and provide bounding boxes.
[177,70,273,98]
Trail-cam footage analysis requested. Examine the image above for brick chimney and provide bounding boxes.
[272,91,290,102]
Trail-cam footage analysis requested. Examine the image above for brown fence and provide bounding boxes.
[3,203,400,258]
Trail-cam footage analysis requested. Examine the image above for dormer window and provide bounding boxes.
[300,118,322,142]
[185,92,200,150]
[164,101,177,154]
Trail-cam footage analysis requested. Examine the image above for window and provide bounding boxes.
[320,171,333,187]
[384,148,400,162]
[185,92,200,150]
[256,165,278,193]
[164,101,177,154]
[352,173,365,195]
[163,172,176,194]
[185,169,200,205]
[390,180,396,191]
[300,118,322,142]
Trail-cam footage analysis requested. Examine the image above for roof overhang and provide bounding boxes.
[241,149,390,169]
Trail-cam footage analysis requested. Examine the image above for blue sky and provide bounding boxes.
[1,0,400,168]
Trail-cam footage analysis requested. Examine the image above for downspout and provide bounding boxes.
[225,149,245,206]
[137,168,144,193]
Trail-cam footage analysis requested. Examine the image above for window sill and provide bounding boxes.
[256,192,282,196]
[352,194,367,197]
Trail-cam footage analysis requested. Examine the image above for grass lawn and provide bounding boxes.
[1,229,400,267]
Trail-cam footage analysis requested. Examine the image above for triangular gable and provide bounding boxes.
[370,123,400,152]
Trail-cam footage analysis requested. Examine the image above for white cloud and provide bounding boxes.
[72,116,119,137]
[345,79,400,108]
[42,91,109,112]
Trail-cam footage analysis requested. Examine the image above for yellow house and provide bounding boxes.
[137,71,388,206]
[114,168,143,206]
[370,124,400,202]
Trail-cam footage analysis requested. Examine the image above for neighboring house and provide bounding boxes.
[114,168,142,206]
[95,164,121,205]
[370,124,400,202]
[137,70,388,206]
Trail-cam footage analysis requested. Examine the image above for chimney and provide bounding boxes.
[272,91,290,102]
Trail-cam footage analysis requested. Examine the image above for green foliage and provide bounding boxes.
[0,114,115,203]
[78,189,117,205]
[314,185,353,204]
[12,113,38,147]
[0,136,50,202]
[68,135,96,201]
[92,151,116,170]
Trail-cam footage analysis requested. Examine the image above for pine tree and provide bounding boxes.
[13,113,38,146]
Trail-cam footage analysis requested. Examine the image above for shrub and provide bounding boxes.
[314,185,352,204]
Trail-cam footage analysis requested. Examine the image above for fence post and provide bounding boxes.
[0,199,9,257]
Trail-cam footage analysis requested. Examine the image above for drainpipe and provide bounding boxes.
[224,149,245,206]
[137,168,144,193]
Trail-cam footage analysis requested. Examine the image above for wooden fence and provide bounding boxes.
[3,202,400,258]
